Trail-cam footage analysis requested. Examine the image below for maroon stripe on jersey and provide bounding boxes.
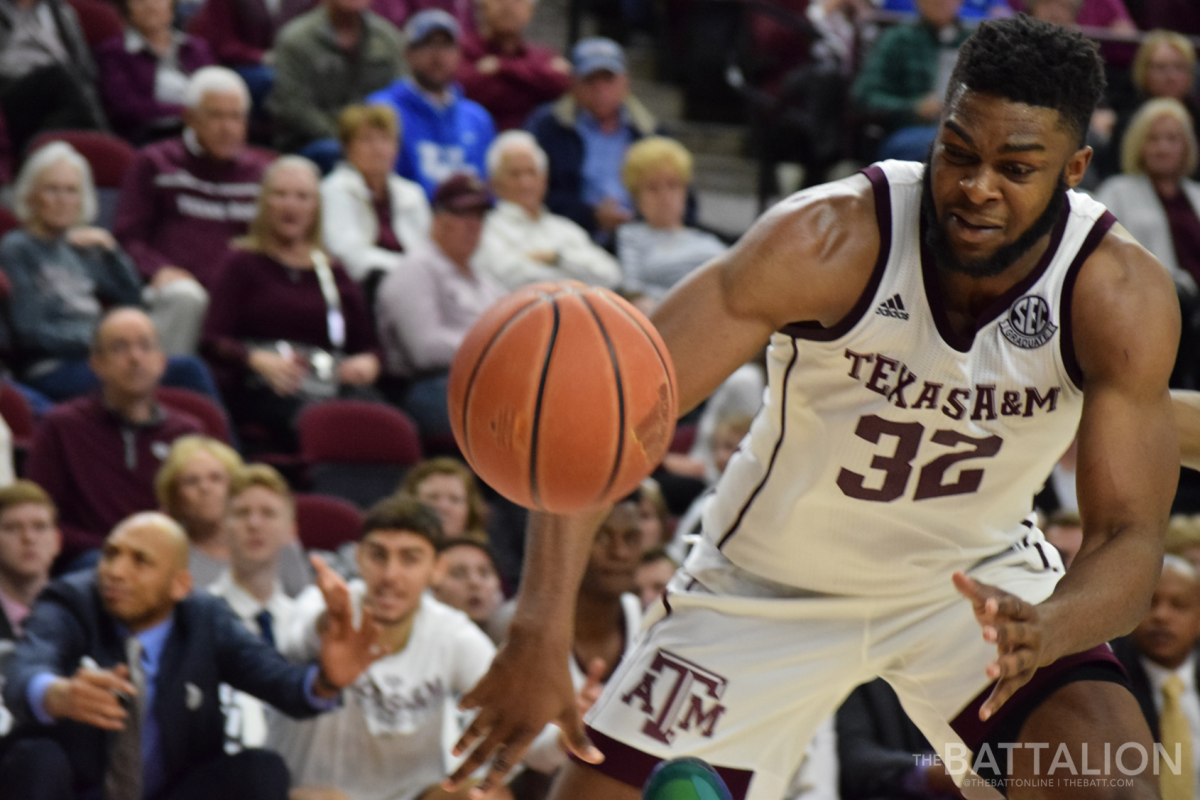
[920,200,1069,353]
[571,726,755,800]
[1059,211,1118,390]
[717,337,800,549]
[780,164,893,340]
[950,642,1126,751]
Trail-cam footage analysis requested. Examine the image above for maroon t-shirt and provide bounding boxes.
[1158,187,1200,285]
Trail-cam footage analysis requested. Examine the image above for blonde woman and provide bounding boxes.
[616,136,725,301]
[201,156,381,451]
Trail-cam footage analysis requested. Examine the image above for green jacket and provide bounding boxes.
[851,19,970,134]
[268,5,405,151]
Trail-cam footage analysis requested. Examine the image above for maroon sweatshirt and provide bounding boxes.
[26,395,204,559]
[201,249,380,381]
[113,136,275,289]
[187,0,316,66]
[458,35,570,131]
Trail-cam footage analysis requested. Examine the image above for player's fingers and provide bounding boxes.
[445,723,510,789]
[989,621,1033,650]
[980,670,1036,721]
[993,593,1031,621]
[559,706,604,764]
[452,708,498,757]
[470,729,539,799]
[951,572,984,607]
[584,658,605,688]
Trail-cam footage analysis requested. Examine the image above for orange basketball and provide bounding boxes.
[448,282,678,514]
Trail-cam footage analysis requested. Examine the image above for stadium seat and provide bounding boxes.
[156,387,232,444]
[27,131,136,230]
[68,0,123,49]
[0,207,19,240]
[670,424,697,454]
[298,400,423,508]
[0,381,35,453]
[294,493,364,552]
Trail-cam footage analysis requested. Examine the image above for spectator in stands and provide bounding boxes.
[0,0,106,156]
[1108,31,1200,170]
[1009,0,1135,34]
[155,435,314,593]
[1098,98,1200,290]
[528,37,652,243]
[881,0,1008,18]
[851,0,970,162]
[671,412,753,560]
[202,156,381,452]
[1112,554,1200,796]
[1025,0,1081,25]
[367,10,496,199]
[1045,509,1083,569]
[458,0,570,131]
[267,0,404,172]
[0,511,380,799]
[185,0,313,110]
[4,142,219,396]
[268,495,508,799]
[634,547,674,610]
[94,0,215,143]
[1168,515,1200,573]
[368,0,476,37]
[114,67,273,305]
[635,476,668,552]
[320,104,432,285]
[432,538,510,645]
[375,174,505,437]
[617,136,725,301]
[25,308,207,564]
[478,130,621,289]
[399,457,489,543]
[0,481,60,640]
[208,464,298,748]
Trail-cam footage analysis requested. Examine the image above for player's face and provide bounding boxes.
[1133,569,1200,670]
[582,503,641,599]
[0,503,59,583]
[925,90,1091,279]
[356,529,436,625]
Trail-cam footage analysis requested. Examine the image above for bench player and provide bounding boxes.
[449,16,1180,800]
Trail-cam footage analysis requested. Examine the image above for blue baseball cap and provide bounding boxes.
[571,37,626,77]
[405,9,461,47]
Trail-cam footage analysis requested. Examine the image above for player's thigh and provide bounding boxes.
[1010,680,1158,800]
[548,760,641,800]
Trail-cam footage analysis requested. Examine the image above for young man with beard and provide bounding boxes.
[446,15,1182,800]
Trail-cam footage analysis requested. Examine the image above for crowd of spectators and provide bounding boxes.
[0,0,1199,798]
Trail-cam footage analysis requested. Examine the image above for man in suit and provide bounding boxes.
[0,510,380,800]
[1112,554,1200,800]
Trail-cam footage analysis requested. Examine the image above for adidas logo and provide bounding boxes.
[875,293,909,320]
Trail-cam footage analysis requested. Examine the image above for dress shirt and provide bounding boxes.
[1143,654,1200,796]
[575,108,632,212]
[123,28,190,107]
[208,570,294,640]
[0,586,30,637]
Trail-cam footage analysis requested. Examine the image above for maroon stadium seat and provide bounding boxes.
[68,0,123,49]
[0,381,34,452]
[28,130,135,188]
[295,493,364,552]
[156,387,232,444]
[0,207,19,240]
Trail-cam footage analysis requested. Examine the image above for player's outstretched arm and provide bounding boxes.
[1172,389,1200,471]
[444,506,610,798]
[959,228,1179,720]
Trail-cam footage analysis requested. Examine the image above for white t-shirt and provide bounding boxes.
[268,582,496,800]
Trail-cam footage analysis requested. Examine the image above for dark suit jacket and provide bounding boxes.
[0,604,13,642]
[3,571,321,795]
[1111,636,1200,741]
[837,679,936,800]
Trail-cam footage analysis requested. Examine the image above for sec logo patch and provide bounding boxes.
[999,295,1057,349]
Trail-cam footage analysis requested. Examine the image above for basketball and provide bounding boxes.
[448,281,678,514]
[642,758,733,800]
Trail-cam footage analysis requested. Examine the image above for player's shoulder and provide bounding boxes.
[1076,222,1177,313]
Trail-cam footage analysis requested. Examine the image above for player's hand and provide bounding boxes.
[443,627,604,799]
[43,663,136,730]
[575,658,606,719]
[313,554,382,693]
[953,571,1049,721]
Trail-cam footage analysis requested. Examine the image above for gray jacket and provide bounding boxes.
[1095,173,1200,291]
[267,6,405,151]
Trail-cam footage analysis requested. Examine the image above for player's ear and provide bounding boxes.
[1063,145,1093,190]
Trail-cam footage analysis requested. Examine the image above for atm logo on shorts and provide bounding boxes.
[620,649,728,744]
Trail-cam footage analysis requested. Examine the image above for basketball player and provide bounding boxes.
[448,17,1179,800]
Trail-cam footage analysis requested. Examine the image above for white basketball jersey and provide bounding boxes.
[703,160,1115,596]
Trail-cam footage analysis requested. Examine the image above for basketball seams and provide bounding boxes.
[594,291,678,415]
[528,298,562,510]
[458,294,546,469]
[581,293,627,504]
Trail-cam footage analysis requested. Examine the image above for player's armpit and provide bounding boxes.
[1039,231,1179,655]
[652,173,882,415]
[1172,389,1200,471]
